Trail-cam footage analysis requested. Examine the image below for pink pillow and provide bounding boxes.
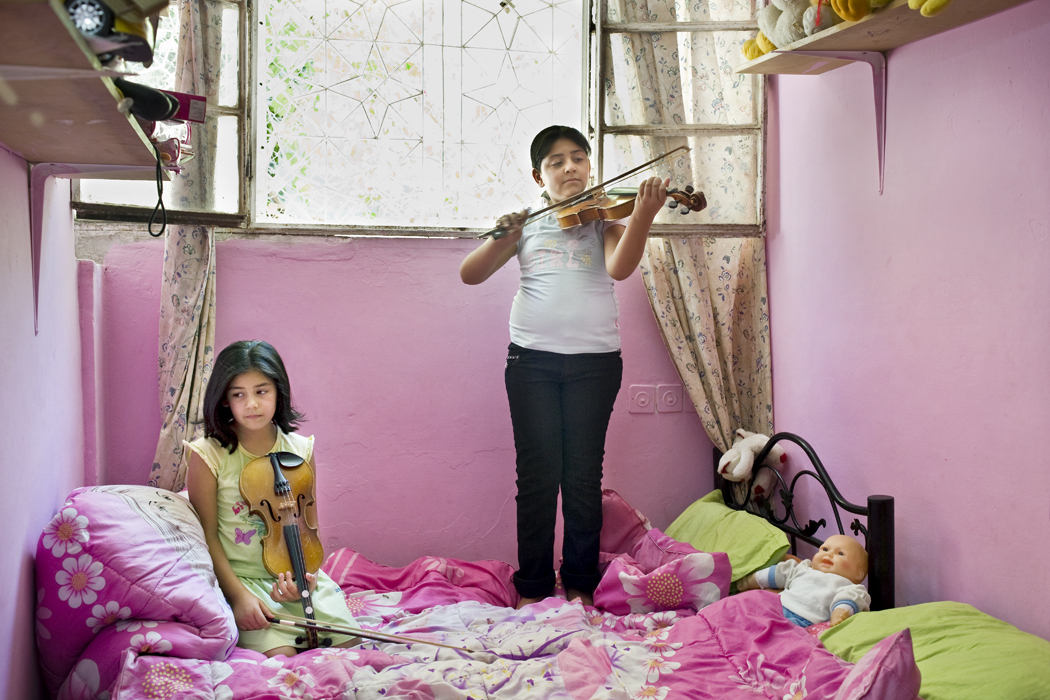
[599,489,652,555]
[833,628,922,700]
[35,487,236,697]
[593,528,731,614]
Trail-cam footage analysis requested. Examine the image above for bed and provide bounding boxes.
[33,434,1049,700]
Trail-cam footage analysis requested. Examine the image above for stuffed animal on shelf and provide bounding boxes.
[803,0,844,35]
[742,0,810,60]
[830,0,869,21]
[717,429,787,483]
[908,0,952,17]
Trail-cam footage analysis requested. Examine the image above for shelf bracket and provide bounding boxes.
[775,50,887,195]
[29,162,155,335]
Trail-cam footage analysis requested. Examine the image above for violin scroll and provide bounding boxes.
[666,185,707,215]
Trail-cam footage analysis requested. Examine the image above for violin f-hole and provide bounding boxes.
[260,498,282,524]
[295,492,311,520]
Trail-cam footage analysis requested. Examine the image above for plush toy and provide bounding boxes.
[803,0,844,35]
[717,429,787,483]
[908,0,952,17]
[742,0,810,59]
[830,0,869,21]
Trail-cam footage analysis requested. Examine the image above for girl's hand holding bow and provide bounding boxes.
[233,590,275,631]
[495,210,529,243]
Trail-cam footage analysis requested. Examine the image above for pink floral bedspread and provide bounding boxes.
[37,487,920,700]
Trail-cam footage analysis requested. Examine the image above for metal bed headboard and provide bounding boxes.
[713,432,895,611]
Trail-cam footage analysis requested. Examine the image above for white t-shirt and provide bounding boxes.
[509,208,624,354]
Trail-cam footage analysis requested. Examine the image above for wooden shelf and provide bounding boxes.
[736,0,1033,75]
[0,0,158,170]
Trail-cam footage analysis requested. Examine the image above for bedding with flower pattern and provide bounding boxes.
[36,486,920,699]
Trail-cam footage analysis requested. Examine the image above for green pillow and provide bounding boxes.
[666,490,789,583]
[821,601,1050,700]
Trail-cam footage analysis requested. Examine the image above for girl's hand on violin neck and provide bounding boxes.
[233,592,274,631]
[633,177,670,223]
[271,571,317,603]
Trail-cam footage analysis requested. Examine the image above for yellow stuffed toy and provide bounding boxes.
[742,32,776,60]
[830,0,868,21]
[909,0,953,17]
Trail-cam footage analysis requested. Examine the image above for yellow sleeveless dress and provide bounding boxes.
[185,430,357,652]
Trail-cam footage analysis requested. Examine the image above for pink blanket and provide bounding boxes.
[36,487,920,700]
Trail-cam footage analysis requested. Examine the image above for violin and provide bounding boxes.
[240,451,327,649]
[553,185,708,230]
[482,146,705,239]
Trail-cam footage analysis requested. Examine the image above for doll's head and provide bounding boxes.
[811,534,868,585]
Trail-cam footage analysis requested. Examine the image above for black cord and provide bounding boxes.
[148,144,167,237]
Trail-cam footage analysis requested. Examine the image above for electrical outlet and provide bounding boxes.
[628,385,655,413]
[657,384,683,413]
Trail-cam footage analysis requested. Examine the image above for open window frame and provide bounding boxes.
[73,0,764,239]
[589,0,764,238]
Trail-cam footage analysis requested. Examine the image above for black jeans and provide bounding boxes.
[504,342,623,598]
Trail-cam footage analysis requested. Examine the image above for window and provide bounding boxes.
[75,0,761,235]
[254,0,586,230]
[592,0,762,235]
[78,0,246,218]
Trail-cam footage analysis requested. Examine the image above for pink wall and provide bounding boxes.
[766,0,1050,639]
[96,236,714,568]
[0,147,86,698]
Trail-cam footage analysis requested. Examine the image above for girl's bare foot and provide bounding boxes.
[515,596,545,610]
[566,589,593,607]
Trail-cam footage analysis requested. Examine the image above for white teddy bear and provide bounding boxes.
[717,429,787,482]
[803,0,845,35]
[756,0,811,51]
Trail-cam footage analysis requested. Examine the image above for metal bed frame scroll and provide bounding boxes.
[713,432,896,611]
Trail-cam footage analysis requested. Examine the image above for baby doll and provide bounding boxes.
[736,534,870,627]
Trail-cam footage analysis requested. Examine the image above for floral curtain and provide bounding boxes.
[602,0,759,228]
[640,238,772,452]
[602,0,772,449]
[148,0,222,491]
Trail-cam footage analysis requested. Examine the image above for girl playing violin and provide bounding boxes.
[460,125,668,608]
[186,340,360,657]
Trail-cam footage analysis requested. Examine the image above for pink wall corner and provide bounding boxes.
[99,239,166,486]
[0,147,86,699]
[97,235,713,568]
[766,0,1050,639]
[79,259,102,486]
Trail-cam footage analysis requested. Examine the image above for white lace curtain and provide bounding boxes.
[603,0,772,450]
[148,0,221,491]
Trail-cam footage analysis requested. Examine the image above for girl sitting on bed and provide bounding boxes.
[186,340,360,657]
[459,125,669,608]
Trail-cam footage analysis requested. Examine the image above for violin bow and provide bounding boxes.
[480,145,691,239]
[267,612,473,653]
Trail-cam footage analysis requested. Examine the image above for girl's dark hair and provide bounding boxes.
[202,340,304,452]
[530,125,591,170]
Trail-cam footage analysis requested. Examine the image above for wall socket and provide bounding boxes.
[628,385,655,413]
[657,384,683,412]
